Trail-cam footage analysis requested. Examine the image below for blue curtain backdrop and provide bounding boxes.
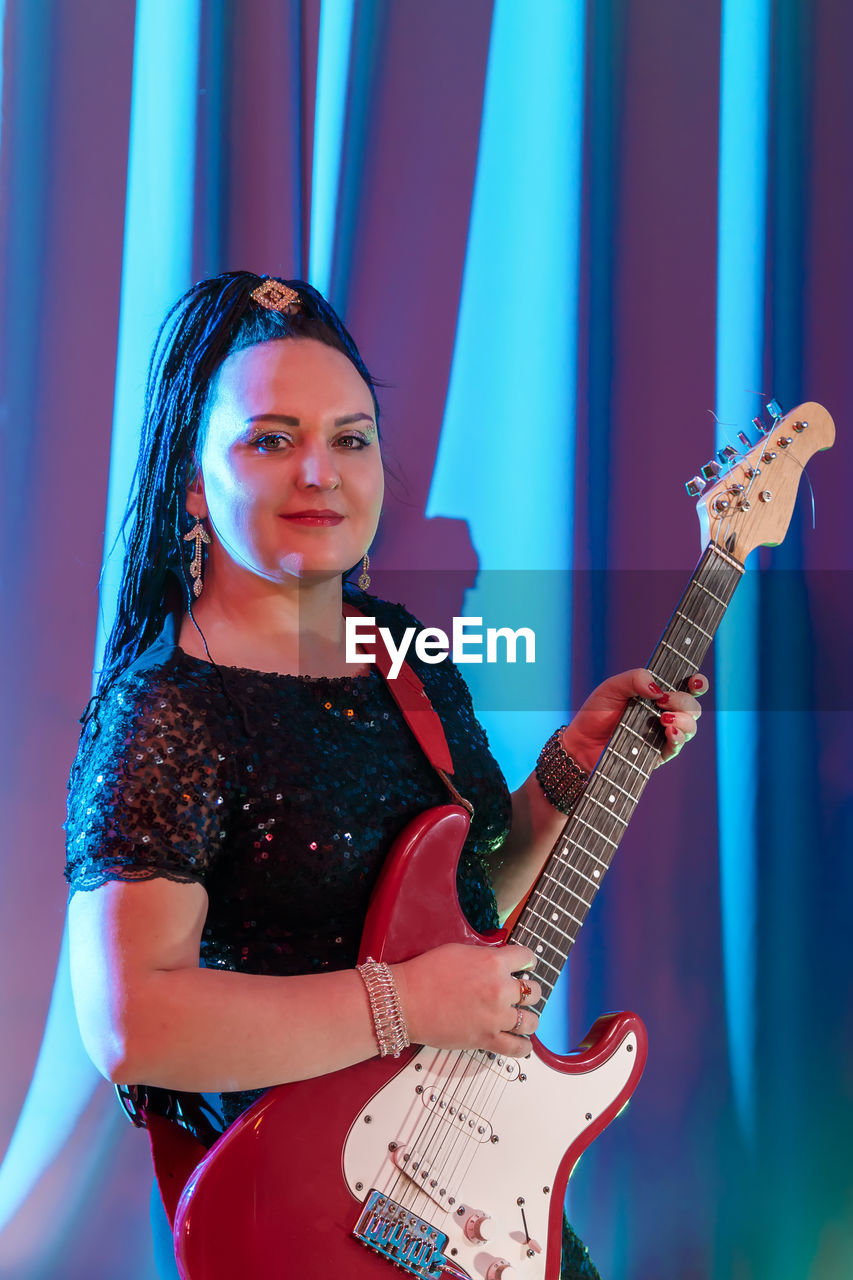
[1,1,851,1277]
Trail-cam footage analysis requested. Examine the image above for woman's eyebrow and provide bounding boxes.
[245,412,375,428]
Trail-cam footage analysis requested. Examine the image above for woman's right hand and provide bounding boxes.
[393,942,541,1057]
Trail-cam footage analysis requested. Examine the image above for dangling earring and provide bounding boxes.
[183,516,211,598]
[358,552,371,592]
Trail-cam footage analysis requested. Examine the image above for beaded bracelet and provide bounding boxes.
[535,727,589,814]
[356,957,411,1058]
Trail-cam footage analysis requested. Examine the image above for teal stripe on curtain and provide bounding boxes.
[428,0,586,1053]
[714,0,771,1148]
[98,0,202,664]
[309,0,355,296]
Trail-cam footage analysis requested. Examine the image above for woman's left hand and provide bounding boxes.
[563,669,709,770]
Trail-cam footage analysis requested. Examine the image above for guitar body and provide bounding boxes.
[174,807,647,1280]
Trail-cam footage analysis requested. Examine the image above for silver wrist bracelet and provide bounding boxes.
[356,957,410,1058]
[535,726,589,814]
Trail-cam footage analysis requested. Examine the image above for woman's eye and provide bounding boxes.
[335,433,370,450]
[254,433,290,452]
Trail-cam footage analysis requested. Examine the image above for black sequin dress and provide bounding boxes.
[65,591,600,1280]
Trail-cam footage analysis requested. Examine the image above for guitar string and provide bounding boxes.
[388,1047,489,1216]
[423,1034,534,1236]
[383,1047,467,1213]
[517,717,662,975]
[464,551,741,1177]
[394,555,740,1224]
[538,736,652,950]
[390,733,682,1212]
[528,749,645,961]
[404,1045,510,1220]
[432,1035,524,1201]
[509,563,732,991]
[514,576,712,962]
[410,1048,491,1212]
[406,1051,507,1222]
[404,1051,477,1211]
[376,547,742,1230]
[380,1047,445,1213]
[429,1050,515,1220]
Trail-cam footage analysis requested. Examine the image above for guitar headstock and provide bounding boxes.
[686,401,835,561]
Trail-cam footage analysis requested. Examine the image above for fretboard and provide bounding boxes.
[510,542,744,1003]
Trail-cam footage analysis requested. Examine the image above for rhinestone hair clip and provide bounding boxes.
[250,278,302,314]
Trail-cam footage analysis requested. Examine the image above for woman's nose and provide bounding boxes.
[297,444,340,490]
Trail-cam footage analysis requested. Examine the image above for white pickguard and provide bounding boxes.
[343,1031,639,1279]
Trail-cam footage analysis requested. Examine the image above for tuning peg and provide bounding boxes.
[685,475,705,497]
[752,415,769,435]
[700,460,722,481]
[717,444,739,464]
[767,398,783,420]
[737,430,752,449]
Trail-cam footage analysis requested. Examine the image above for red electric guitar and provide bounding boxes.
[172,403,834,1280]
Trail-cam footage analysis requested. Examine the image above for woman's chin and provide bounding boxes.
[271,560,351,588]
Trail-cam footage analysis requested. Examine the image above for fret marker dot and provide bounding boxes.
[685,636,692,644]
[608,794,616,803]
[536,944,544,954]
[631,746,639,755]
[551,911,559,922]
[593,869,601,879]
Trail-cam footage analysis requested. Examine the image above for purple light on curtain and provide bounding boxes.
[0,1,7,160]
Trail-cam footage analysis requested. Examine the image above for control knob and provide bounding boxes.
[463,1211,495,1243]
[485,1262,517,1280]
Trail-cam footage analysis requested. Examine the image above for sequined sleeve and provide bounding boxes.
[65,667,232,894]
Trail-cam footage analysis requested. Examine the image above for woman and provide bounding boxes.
[65,272,706,1278]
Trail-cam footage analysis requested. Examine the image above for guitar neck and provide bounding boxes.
[509,541,744,1003]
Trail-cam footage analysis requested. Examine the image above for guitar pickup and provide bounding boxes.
[421,1089,492,1143]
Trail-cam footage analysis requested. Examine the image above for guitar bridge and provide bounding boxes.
[353,1190,450,1279]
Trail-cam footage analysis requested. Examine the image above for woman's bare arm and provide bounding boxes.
[68,877,540,1091]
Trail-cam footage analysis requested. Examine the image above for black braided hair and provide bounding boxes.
[97,270,380,696]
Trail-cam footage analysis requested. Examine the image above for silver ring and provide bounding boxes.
[511,1008,524,1033]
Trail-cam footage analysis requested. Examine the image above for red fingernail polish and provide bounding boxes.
[660,712,676,724]
[649,681,663,696]
[657,692,670,704]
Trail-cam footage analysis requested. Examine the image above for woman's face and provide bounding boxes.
[189,338,383,588]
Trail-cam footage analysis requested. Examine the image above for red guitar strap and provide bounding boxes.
[342,604,473,815]
[143,601,473,1231]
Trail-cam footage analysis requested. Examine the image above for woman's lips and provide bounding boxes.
[279,510,344,526]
